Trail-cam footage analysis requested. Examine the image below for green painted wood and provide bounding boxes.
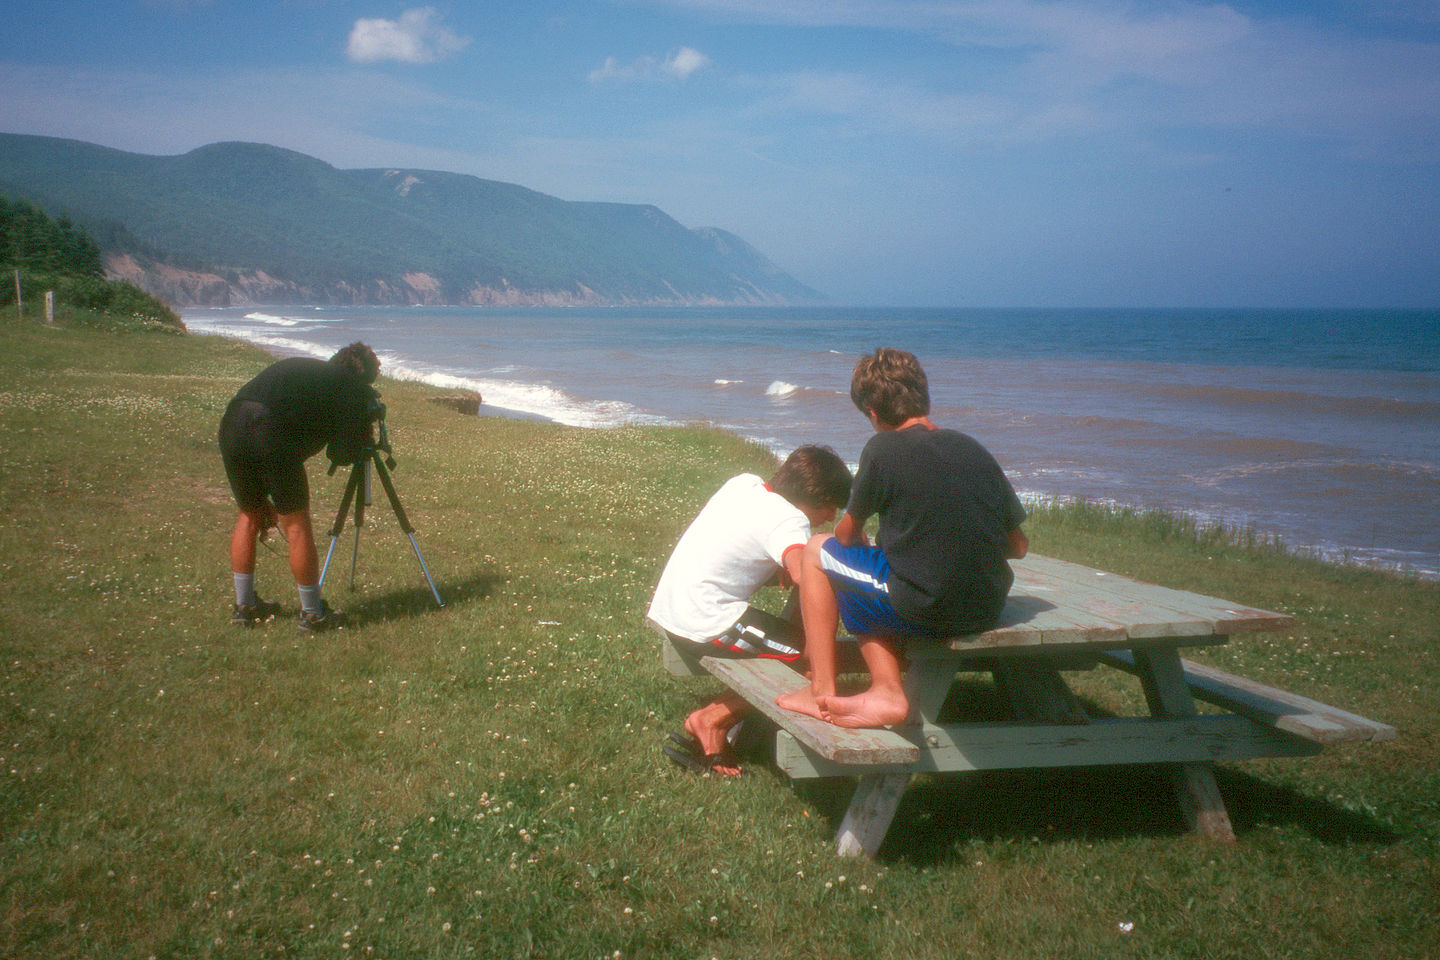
[835,774,911,858]
[992,659,1091,725]
[1129,646,1237,840]
[1100,650,1397,744]
[932,554,1293,652]
[1012,563,1211,640]
[701,656,920,765]
[1016,555,1296,637]
[661,554,1291,669]
[943,591,1130,648]
[663,553,1378,855]
[775,715,1319,778]
[899,651,961,720]
[660,634,711,677]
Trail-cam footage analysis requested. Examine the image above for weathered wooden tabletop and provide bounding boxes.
[944,553,1294,651]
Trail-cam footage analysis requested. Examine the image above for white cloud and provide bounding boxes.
[346,7,470,65]
[665,46,712,79]
[589,46,712,82]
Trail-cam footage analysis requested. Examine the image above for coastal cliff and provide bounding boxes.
[104,254,640,308]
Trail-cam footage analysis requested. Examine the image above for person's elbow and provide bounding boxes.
[1005,526,1029,559]
[833,513,862,547]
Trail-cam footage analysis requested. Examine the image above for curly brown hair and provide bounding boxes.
[329,342,380,384]
[850,347,929,426]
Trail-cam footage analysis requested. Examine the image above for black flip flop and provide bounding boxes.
[667,731,703,755]
[661,742,744,777]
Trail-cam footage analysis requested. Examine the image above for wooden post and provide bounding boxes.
[45,290,54,324]
[13,270,20,320]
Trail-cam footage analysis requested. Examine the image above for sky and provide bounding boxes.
[2,0,1439,307]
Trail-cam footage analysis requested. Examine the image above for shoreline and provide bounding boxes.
[189,317,1439,583]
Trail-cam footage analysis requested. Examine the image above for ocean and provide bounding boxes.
[183,305,1440,579]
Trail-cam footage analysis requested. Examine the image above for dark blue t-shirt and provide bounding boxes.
[233,357,374,465]
[847,425,1026,634]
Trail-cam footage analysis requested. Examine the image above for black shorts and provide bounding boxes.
[218,399,310,514]
[669,606,803,663]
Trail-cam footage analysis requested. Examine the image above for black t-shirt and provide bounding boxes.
[232,357,374,465]
[847,425,1027,634]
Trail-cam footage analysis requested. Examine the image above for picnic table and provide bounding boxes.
[663,553,1395,857]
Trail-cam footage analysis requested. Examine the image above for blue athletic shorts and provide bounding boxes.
[819,539,913,637]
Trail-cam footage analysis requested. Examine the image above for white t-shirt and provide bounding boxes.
[647,474,811,643]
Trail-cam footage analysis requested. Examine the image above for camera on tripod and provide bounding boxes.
[363,388,396,468]
[319,390,443,607]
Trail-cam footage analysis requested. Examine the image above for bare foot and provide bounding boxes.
[705,754,743,778]
[680,707,744,776]
[816,690,909,729]
[684,708,734,759]
[775,685,826,721]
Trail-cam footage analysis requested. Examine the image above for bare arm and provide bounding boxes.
[781,543,806,587]
[833,512,865,547]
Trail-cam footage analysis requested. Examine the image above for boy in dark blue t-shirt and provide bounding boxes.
[776,347,1028,728]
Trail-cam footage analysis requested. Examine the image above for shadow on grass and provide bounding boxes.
[795,762,1399,866]
[335,570,506,625]
[1215,766,1401,845]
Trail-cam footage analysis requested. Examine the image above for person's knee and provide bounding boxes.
[276,508,312,535]
[234,511,257,537]
[235,509,265,537]
[276,509,318,554]
[803,533,833,565]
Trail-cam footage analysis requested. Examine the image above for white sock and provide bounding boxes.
[297,583,323,616]
[234,573,256,607]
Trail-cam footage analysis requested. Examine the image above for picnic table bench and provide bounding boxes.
[663,553,1395,857]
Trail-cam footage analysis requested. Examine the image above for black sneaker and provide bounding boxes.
[297,600,346,634]
[230,596,285,626]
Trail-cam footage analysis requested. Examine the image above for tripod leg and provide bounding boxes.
[320,537,339,589]
[319,463,364,589]
[349,525,361,589]
[372,456,445,607]
[349,460,369,590]
[405,532,444,608]
[371,456,415,532]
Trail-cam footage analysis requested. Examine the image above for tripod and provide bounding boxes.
[319,434,444,607]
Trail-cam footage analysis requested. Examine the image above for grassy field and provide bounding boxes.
[1,309,1436,959]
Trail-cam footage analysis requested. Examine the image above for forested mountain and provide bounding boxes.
[0,193,182,328]
[0,133,824,307]
[0,195,104,277]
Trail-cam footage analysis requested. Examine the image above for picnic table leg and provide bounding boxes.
[1132,647,1237,842]
[903,651,960,720]
[836,773,911,858]
[833,653,954,858]
[992,659,1090,725]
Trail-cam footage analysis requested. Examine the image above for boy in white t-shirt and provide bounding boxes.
[648,445,852,776]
